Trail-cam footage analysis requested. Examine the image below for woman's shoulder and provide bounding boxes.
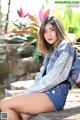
[58,40,72,49]
[55,40,76,56]
[44,41,74,58]
[57,40,74,52]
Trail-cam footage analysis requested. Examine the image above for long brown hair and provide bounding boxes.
[38,16,72,54]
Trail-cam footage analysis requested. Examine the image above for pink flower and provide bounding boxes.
[39,9,50,23]
[5,30,10,34]
[17,7,29,18]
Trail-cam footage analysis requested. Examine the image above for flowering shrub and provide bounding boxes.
[4,8,50,61]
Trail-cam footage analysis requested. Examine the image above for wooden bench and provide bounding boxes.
[5,80,80,120]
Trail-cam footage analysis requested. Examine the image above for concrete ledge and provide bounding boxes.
[31,106,80,120]
[10,80,35,90]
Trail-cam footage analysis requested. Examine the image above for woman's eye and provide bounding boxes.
[52,28,54,31]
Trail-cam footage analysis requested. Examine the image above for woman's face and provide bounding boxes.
[44,22,57,44]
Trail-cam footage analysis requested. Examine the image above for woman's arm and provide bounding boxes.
[25,41,80,93]
[26,51,73,93]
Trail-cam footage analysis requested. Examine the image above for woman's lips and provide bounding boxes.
[48,38,53,41]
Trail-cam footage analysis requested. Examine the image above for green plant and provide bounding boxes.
[10,8,50,61]
[54,7,80,42]
[1,7,50,61]
[32,47,42,62]
[76,38,80,42]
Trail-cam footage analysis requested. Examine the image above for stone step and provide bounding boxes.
[5,89,26,97]
[10,80,35,90]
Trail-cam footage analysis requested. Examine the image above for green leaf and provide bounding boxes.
[76,13,80,29]
[27,34,38,41]
[32,47,42,61]
[64,7,73,23]
[63,15,70,32]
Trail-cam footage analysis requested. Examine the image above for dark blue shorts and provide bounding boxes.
[45,82,70,111]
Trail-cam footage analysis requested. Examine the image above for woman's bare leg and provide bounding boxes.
[20,113,32,120]
[0,93,55,120]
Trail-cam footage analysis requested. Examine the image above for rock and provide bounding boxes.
[8,57,40,76]
[0,60,9,85]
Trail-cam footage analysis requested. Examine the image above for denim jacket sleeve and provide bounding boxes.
[35,54,51,82]
[25,41,80,93]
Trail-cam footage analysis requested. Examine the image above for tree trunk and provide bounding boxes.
[5,0,11,33]
[0,0,2,35]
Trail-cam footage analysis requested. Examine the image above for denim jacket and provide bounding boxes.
[26,41,80,93]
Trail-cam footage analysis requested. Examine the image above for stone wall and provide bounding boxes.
[0,39,41,99]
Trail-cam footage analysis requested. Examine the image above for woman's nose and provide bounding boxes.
[48,32,52,37]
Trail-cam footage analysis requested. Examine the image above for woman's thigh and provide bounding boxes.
[1,93,55,115]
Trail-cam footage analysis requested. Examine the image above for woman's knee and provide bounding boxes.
[0,98,10,111]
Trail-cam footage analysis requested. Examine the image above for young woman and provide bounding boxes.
[0,16,80,120]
